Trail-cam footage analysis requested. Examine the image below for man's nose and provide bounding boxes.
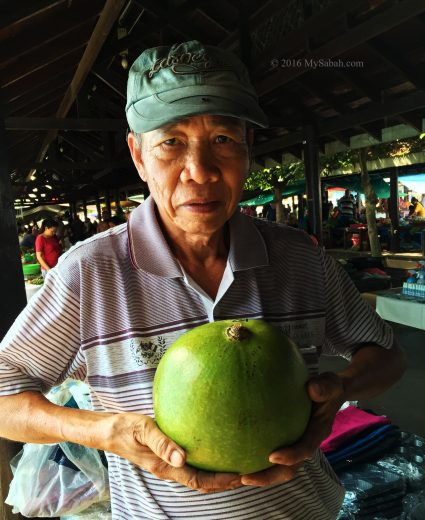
[181,142,220,184]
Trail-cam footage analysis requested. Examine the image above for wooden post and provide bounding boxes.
[359,149,381,257]
[104,190,111,216]
[0,91,26,520]
[82,200,88,220]
[302,124,322,244]
[389,167,400,253]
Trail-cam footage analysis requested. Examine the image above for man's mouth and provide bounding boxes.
[181,200,221,212]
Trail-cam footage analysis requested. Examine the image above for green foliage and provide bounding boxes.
[244,162,305,191]
[247,135,425,191]
[320,150,357,176]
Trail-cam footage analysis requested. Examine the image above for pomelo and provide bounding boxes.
[153,319,311,474]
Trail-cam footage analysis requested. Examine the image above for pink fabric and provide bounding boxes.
[320,405,391,453]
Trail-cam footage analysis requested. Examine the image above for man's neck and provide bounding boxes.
[159,218,230,299]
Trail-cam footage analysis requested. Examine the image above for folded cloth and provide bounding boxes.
[332,430,401,472]
[326,424,397,464]
[320,405,391,453]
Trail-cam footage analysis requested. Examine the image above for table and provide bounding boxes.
[376,288,425,330]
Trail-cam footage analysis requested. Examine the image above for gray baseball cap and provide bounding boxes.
[125,40,268,133]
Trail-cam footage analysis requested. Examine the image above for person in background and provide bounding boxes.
[35,218,62,277]
[337,189,356,225]
[322,191,332,221]
[19,227,36,250]
[70,215,85,243]
[399,196,410,218]
[409,197,425,218]
[83,217,95,238]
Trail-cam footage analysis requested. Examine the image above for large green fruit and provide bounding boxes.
[153,319,311,474]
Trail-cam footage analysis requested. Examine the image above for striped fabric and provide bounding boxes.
[0,197,394,519]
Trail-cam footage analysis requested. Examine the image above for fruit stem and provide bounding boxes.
[226,323,251,341]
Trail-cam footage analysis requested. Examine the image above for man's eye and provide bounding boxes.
[215,135,232,144]
[163,138,178,145]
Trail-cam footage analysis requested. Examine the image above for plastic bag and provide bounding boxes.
[6,380,109,517]
[61,501,112,520]
[5,440,109,517]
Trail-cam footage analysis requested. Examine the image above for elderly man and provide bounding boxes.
[0,41,405,519]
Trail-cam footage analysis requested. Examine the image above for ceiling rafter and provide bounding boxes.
[255,0,425,96]
[366,39,425,90]
[26,0,128,181]
[0,2,103,71]
[253,90,425,156]
[5,117,127,131]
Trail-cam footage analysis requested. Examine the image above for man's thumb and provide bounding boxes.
[307,372,343,402]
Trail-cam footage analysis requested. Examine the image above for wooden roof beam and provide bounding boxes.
[330,132,351,148]
[5,117,127,131]
[220,0,293,50]
[295,79,346,115]
[5,75,73,116]
[134,0,203,40]
[61,134,104,161]
[18,160,132,171]
[0,3,103,70]
[398,113,423,133]
[91,65,126,99]
[358,123,382,142]
[0,1,65,38]
[366,39,425,91]
[195,7,231,35]
[253,90,425,156]
[27,0,128,181]
[255,0,425,96]
[337,70,382,104]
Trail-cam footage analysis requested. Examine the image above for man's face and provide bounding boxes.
[127,115,252,239]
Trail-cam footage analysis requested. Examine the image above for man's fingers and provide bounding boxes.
[307,372,344,403]
[269,443,314,466]
[148,458,241,493]
[133,416,186,467]
[241,463,303,487]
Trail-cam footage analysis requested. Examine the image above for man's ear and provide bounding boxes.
[127,132,146,182]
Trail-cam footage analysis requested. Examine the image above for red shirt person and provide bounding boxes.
[35,218,62,274]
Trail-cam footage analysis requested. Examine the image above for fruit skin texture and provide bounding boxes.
[153,319,312,475]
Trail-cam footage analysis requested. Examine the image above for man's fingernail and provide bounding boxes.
[269,455,281,463]
[170,450,184,467]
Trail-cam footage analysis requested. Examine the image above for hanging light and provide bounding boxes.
[120,50,129,70]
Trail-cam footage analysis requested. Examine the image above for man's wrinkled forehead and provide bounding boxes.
[145,115,247,136]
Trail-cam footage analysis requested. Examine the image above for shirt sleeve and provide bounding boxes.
[35,234,43,253]
[0,269,83,396]
[319,249,394,360]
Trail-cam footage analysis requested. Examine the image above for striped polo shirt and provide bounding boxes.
[0,196,394,520]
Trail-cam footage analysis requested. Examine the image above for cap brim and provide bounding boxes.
[126,85,268,133]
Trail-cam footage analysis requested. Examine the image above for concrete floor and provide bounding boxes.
[320,322,425,438]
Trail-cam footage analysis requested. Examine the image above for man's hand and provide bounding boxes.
[241,372,344,487]
[104,412,241,493]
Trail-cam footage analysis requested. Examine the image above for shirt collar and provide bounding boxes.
[127,196,269,277]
